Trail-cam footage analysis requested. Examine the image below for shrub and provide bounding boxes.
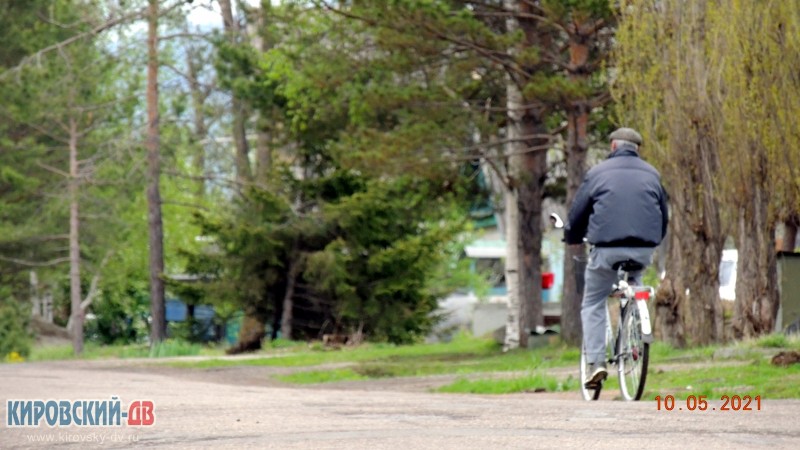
[0,297,33,358]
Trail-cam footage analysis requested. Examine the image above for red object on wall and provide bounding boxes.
[541,272,555,289]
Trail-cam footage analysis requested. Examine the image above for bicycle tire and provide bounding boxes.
[579,344,602,401]
[580,305,612,401]
[618,303,649,401]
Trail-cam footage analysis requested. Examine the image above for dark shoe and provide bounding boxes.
[584,363,608,389]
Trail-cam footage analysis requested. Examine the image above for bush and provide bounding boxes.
[0,297,33,358]
[756,334,788,348]
[85,286,150,345]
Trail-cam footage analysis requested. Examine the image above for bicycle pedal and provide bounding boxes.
[584,379,604,390]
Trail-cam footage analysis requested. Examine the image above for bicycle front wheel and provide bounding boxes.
[618,303,649,401]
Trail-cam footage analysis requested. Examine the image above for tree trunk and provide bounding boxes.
[30,271,40,318]
[650,2,725,346]
[255,112,272,184]
[147,0,166,343]
[69,118,83,355]
[560,19,593,346]
[514,0,549,345]
[502,0,523,351]
[516,114,547,343]
[280,250,301,339]
[255,1,273,184]
[186,48,207,197]
[654,222,686,347]
[219,0,252,182]
[561,103,588,346]
[781,215,798,251]
[661,126,724,346]
[228,310,266,354]
[733,151,780,337]
[502,185,521,351]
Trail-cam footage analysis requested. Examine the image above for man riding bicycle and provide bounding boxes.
[564,127,669,388]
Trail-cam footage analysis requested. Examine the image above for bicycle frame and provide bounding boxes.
[610,269,653,400]
[612,271,654,347]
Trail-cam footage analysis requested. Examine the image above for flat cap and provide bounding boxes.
[609,127,643,145]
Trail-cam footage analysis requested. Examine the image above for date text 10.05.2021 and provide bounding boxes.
[655,395,762,411]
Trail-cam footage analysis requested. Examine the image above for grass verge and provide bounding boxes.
[167,334,581,377]
[643,359,800,400]
[27,340,219,361]
[26,332,800,399]
[437,372,579,394]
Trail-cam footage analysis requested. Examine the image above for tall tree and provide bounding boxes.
[539,0,616,347]
[147,0,166,343]
[306,0,556,349]
[710,0,800,337]
[504,0,550,350]
[179,1,486,347]
[1,1,130,353]
[219,0,253,182]
[614,0,725,346]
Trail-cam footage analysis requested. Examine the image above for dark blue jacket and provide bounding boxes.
[565,146,669,247]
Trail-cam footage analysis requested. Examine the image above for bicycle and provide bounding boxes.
[549,213,654,401]
[578,258,654,401]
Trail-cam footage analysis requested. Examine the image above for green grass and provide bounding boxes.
[147,340,205,358]
[167,334,584,378]
[168,333,506,369]
[257,340,580,385]
[262,336,800,398]
[437,372,579,394]
[643,359,800,400]
[649,341,716,361]
[27,332,800,399]
[28,340,220,361]
[276,368,369,384]
[752,333,800,350]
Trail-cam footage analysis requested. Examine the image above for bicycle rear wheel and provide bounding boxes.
[618,303,649,401]
[580,305,612,401]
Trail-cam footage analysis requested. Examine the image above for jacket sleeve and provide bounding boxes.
[659,184,669,240]
[565,178,592,244]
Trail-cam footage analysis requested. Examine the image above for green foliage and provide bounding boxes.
[1,0,625,352]
[85,283,151,345]
[0,1,87,294]
[304,177,468,343]
[177,2,494,345]
[642,265,661,289]
[0,297,33,359]
[183,187,295,322]
[0,0,149,345]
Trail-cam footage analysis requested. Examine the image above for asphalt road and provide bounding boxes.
[2,361,798,449]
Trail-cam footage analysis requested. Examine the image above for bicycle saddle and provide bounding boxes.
[612,259,644,272]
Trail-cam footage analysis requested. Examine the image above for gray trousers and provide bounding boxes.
[582,246,655,365]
